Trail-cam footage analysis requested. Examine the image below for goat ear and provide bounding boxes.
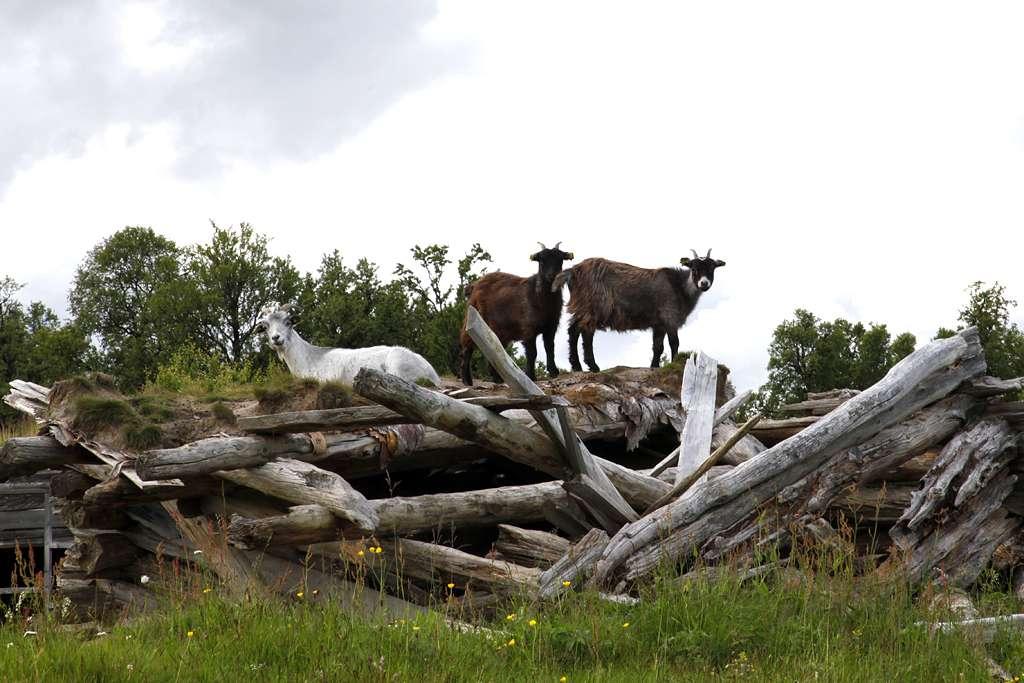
[680,257,692,267]
[565,252,575,260]
[714,259,727,268]
[530,251,541,261]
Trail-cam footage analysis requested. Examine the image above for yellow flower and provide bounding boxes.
[560,678,568,683]
[447,582,455,589]
[528,619,537,627]
[506,613,517,621]
[356,550,365,557]
[186,630,194,638]
[202,587,212,594]
[412,625,420,631]
[622,622,630,629]
[296,591,304,599]
[562,580,571,587]
[507,638,516,647]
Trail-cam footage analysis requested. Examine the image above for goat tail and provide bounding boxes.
[551,268,573,293]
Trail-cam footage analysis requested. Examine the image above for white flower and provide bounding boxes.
[5,642,12,648]
[23,631,36,637]
[127,664,134,671]
[140,575,150,585]
[193,550,203,556]
[96,631,108,637]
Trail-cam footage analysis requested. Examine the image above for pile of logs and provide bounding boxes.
[2,309,1023,622]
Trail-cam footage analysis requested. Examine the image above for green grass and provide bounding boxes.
[210,401,237,424]
[71,396,137,432]
[4,568,1024,681]
[0,418,36,446]
[315,381,352,409]
[122,422,163,450]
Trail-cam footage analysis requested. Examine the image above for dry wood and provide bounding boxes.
[675,351,719,484]
[964,376,1024,397]
[464,305,639,527]
[218,459,378,536]
[0,436,91,479]
[64,532,139,576]
[590,328,985,589]
[749,416,820,446]
[237,395,569,433]
[492,525,570,569]
[711,420,766,465]
[82,475,226,509]
[382,537,541,596]
[645,414,762,514]
[538,528,610,599]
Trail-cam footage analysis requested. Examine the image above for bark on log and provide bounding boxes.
[749,416,820,446]
[0,436,91,479]
[491,525,570,569]
[49,470,97,499]
[711,420,766,465]
[82,476,226,509]
[65,532,139,576]
[590,328,986,589]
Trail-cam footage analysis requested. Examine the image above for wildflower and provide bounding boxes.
[622,622,630,629]
[562,580,571,588]
[5,643,12,648]
[140,575,150,585]
[528,619,537,627]
[357,550,365,557]
[125,635,133,640]
[375,546,383,554]
[97,631,108,637]
[296,591,305,599]
[312,589,320,597]
[186,630,194,638]
[506,613,517,621]
[507,638,516,647]
[127,664,134,672]
[193,550,203,556]
[203,587,212,594]
[412,626,420,631]
[560,678,568,683]
[447,582,455,589]
[23,631,36,637]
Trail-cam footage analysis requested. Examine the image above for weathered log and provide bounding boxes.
[590,328,986,589]
[382,537,540,596]
[60,499,129,531]
[538,528,610,599]
[780,389,860,416]
[674,351,719,487]
[354,366,668,511]
[830,484,916,523]
[749,416,819,446]
[49,470,97,499]
[0,435,91,479]
[464,306,639,528]
[82,476,226,509]
[65,532,139,576]
[237,395,569,434]
[492,525,570,569]
[218,459,378,536]
[887,418,1022,586]
[645,414,761,514]
[711,420,766,465]
[964,376,1024,397]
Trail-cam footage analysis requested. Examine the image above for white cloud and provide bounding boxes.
[2,1,1023,390]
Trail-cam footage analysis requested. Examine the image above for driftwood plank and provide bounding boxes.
[492,525,571,569]
[675,351,719,485]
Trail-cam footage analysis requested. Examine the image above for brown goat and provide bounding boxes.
[553,249,726,371]
[459,243,574,385]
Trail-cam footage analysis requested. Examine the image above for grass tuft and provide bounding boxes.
[72,396,136,432]
[122,422,163,450]
[210,401,237,424]
[315,381,352,409]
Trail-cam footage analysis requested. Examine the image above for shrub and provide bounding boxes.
[152,343,265,395]
[210,402,237,424]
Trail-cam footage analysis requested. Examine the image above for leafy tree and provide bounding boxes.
[186,222,301,366]
[70,226,193,388]
[935,281,1024,382]
[394,243,492,375]
[746,309,917,417]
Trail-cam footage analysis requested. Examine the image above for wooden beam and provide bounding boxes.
[675,351,718,485]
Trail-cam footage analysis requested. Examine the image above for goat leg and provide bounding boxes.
[667,329,680,364]
[568,321,583,372]
[459,343,475,386]
[523,336,538,381]
[583,330,600,372]
[543,330,559,377]
[651,328,665,368]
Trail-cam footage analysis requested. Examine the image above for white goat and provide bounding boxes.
[257,302,441,387]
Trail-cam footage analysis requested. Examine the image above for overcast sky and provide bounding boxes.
[2,1,1023,391]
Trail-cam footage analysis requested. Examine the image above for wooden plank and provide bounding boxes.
[675,351,718,485]
[0,508,48,529]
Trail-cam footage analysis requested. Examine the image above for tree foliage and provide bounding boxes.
[935,281,1024,383]
[746,309,917,417]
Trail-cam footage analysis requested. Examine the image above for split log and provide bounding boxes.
[464,306,639,528]
[82,476,225,509]
[538,529,610,599]
[49,470,97,499]
[964,376,1024,397]
[382,538,541,596]
[831,484,916,523]
[237,395,569,433]
[0,436,91,479]
[710,420,766,465]
[218,459,378,536]
[674,351,718,485]
[780,389,859,416]
[60,499,129,531]
[64,532,139,576]
[491,525,570,569]
[590,328,985,589]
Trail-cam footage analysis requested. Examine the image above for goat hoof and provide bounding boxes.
[586,364,601,373]
[547,367,560,378]
[569,363,583,372]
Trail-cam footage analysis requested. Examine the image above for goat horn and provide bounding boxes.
[706,248,712,259]
[537,242,548,250]
[554,241,562,250]
[690,249,699,260]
